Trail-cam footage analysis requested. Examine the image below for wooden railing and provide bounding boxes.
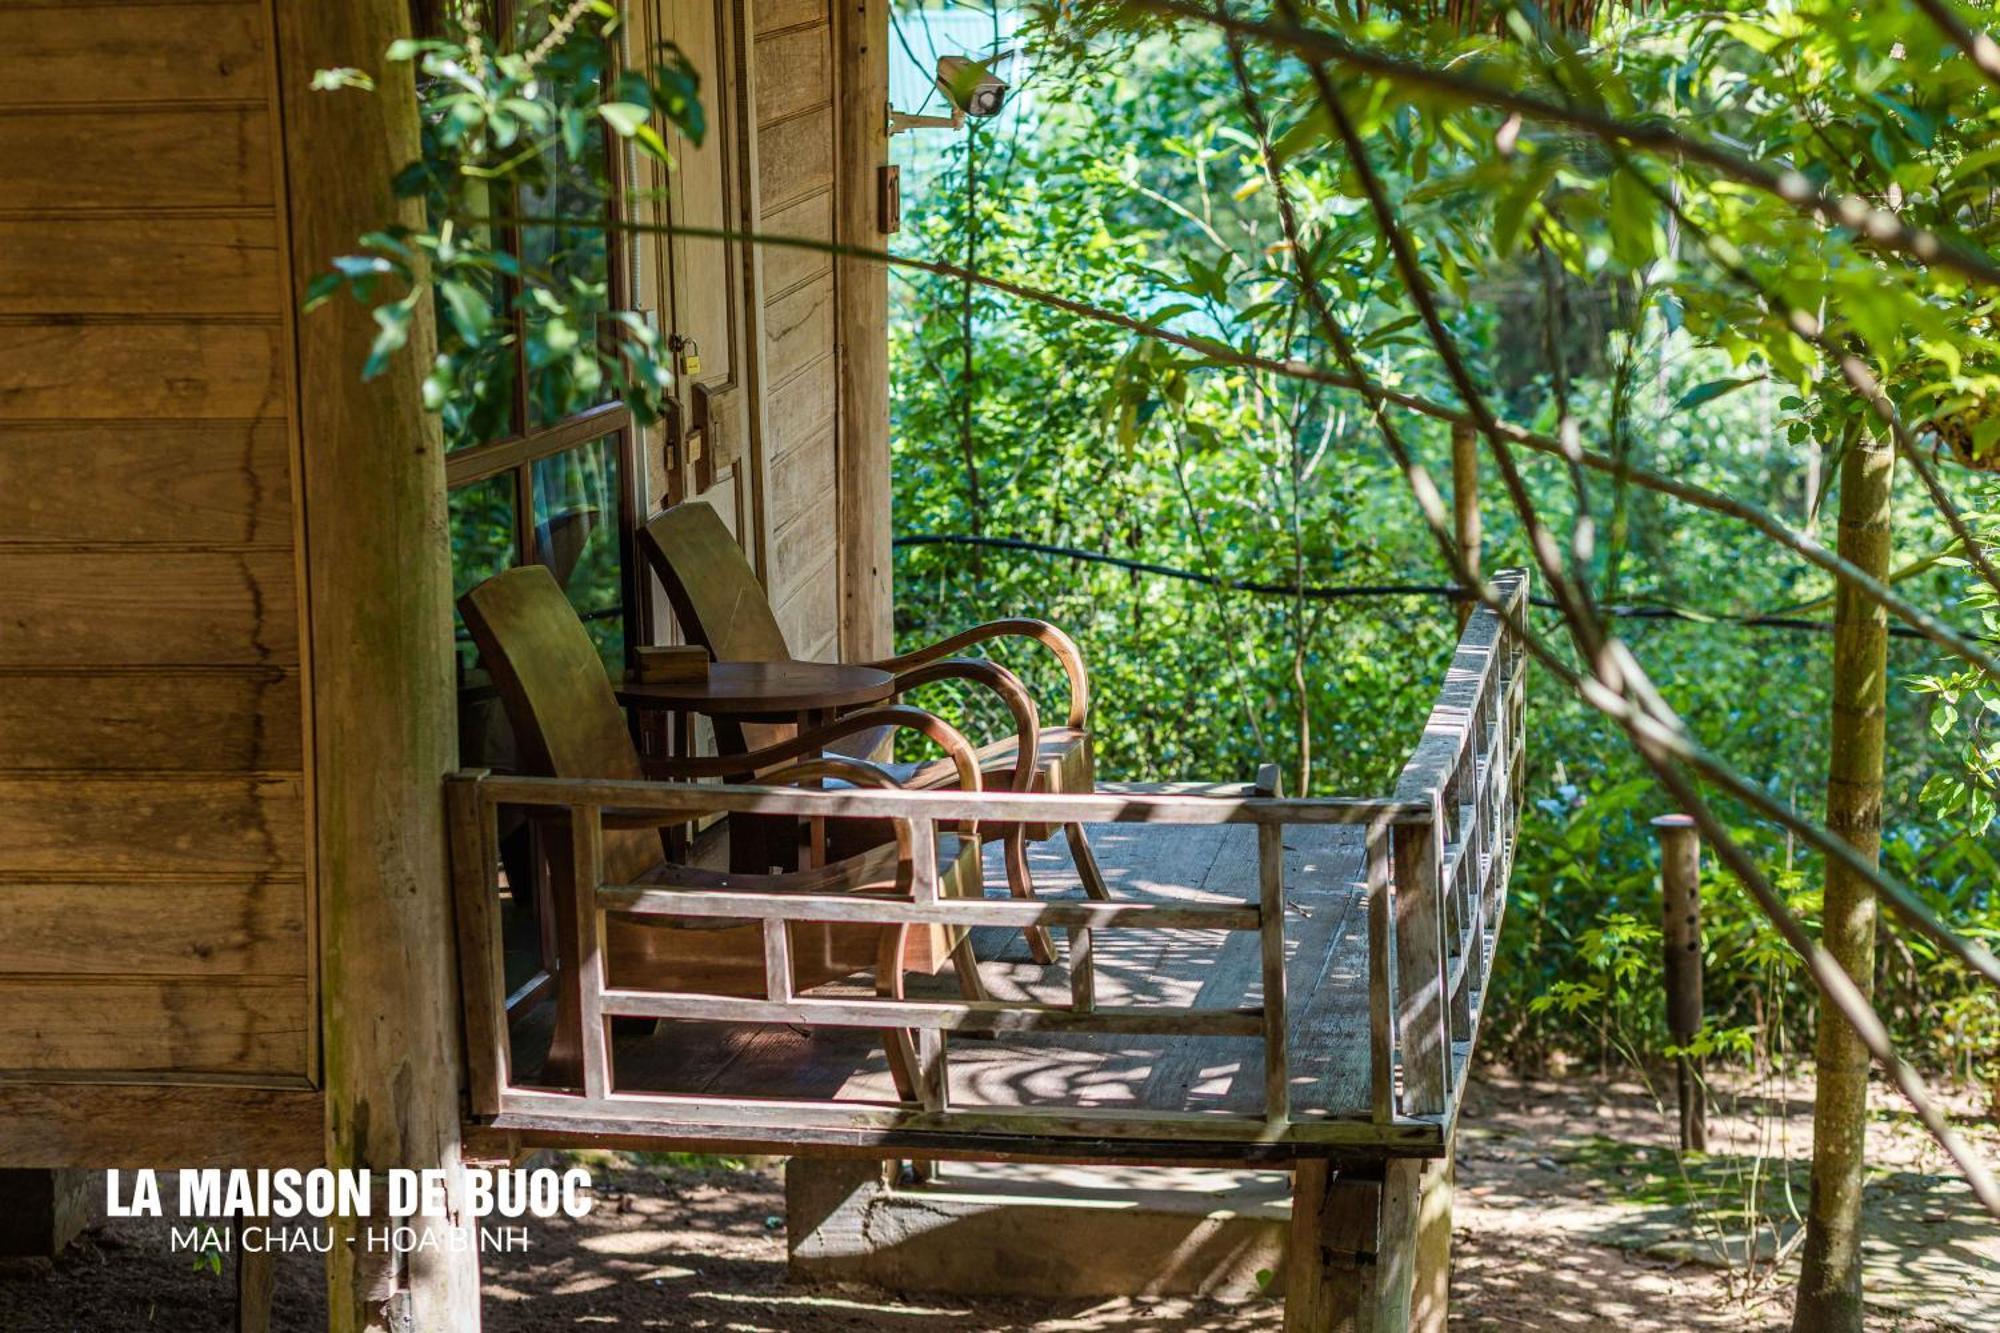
[446,570,1528,1152]
[1372,568,1529,1123]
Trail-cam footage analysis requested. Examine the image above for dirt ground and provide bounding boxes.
[2,1067,1992,1331]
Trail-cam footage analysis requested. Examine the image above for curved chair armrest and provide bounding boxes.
[887,657,1040,792]
[864,618,1088,730]
[642,703,980,794]
[633,759,932,902]
[757,753,907,791]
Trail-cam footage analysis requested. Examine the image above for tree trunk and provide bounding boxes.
[276,1,483,1328]
[1792,429,1892,1333]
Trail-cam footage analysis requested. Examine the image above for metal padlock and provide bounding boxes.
[669,333,701,378]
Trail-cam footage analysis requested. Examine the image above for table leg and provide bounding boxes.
[801,707,829,870]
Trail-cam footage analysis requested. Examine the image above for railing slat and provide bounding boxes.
[763,918,794,1004]
[1068,926,1096,1013]
[569,804,611,1102]
[476,779,1424,826]
[446,772,508,1117]
[1392,808,1452,1116]
[1367,824,1396,1124]
[597,990,1266,1037]
[596,885,1262,930]
[1258,823,1290,1125]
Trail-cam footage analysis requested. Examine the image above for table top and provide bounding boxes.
[616,660,895,715]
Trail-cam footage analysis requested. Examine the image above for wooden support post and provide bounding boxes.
[1451,422,1480,628]
[835,0,894,664]
[0,1169,89,1259]
[236,1216,275,1333]
[1286,1157,1447,1332]
[275,2,483,1326]
[1653,813,1707,1152]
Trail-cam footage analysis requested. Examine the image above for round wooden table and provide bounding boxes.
[615,660,895,722]
[618,661,897,873]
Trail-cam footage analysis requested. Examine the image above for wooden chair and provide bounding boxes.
[639,500,1107,963]
[457,563,986,1096]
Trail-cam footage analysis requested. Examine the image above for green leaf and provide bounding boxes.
[362,303,413,380]
[1675,376,1762,410]
[310,67,375,93]
[438,279,492,343]
[1607,167,1658,269]
[302,271,343,312]
[597,101,652,138]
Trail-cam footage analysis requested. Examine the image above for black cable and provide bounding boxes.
[892,532,1946,639]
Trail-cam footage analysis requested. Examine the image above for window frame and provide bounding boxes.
[440,0,646,668]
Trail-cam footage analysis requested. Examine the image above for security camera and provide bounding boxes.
[888,49,1017,136]
[936,54,1010,120]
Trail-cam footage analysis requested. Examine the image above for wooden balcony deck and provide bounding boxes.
[457,572,1528,1168]
[501,813,1421,1138]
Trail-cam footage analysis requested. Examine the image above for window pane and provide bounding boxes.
[448,474,519,672]
[440,233,518,453]
[519,50,615,429]
[532,436,625,669]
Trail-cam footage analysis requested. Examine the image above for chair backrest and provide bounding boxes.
[639,501,792,663]
[458,564,658,883]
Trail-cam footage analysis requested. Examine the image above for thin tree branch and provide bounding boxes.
[1224,5,2000,1213]
[1910,0,2000,96]
[480,210,2000,684]
[1134,0,2000,291]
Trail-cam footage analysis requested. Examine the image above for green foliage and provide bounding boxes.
[890,1,2000,1081]
[306,0,703,450]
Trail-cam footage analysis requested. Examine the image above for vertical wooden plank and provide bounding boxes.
[916,1029,949,1112]
[833,0,892,662]
[1367,824,1396,1124]
[570,806,611,1101]
[1284,1159,1424,1332]
[274,0,483,1324]
[1392,813,1450,1116]
[910,817,940,903]
[764,917,796,1003]
[1067,926,1096,1012]
[446,773,509,1116]
[1284,1160,1333,1332]
[1259,822,1290,1124]
[236,1213,276,1333]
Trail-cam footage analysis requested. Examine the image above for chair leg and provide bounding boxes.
[1004,827,1058,964]
[876,926,920,1103]
[948,923,990,1002]
[1065,822,1111,901]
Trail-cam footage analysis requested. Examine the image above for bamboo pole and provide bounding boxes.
[1452,422,1481,630]
[1652,814,1707,1153]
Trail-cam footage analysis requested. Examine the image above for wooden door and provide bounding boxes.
[627,0,765,604]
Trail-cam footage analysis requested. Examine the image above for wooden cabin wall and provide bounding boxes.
[0,2,312,1087]
[754,0,843,662]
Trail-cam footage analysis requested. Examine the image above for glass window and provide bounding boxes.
[448,473,519,671]
[531,437,625,669]
[437,0,639,677]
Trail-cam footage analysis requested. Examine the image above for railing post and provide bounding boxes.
[445,771,507,1115]
[1259,822,1291,1124]
[1367,821,1396,1123]
[1393,805,1452,1116]
[568,804,611,1102]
